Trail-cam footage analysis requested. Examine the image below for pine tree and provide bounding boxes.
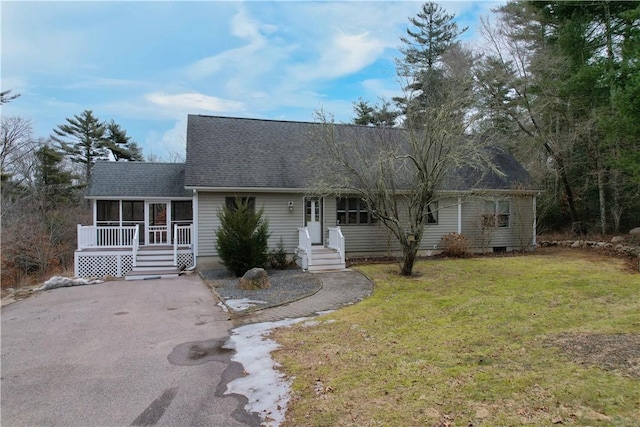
[104,121,143,161]
[35,145,76,207]
[51,110,108,183]
[51,111,143,184]
[395,2,467,126]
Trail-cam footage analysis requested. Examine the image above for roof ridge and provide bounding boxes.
[187,114,403,130]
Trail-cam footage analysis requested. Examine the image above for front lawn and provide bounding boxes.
[272,249,640,426]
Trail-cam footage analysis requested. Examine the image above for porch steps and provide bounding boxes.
[308,247,346,272]
[126,246,181,281]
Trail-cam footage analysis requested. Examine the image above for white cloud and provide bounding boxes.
[146,92,244,114]
[290,32,386,82]
[184,6,271,81]
[144,117,188,161]
[63,77,151,90]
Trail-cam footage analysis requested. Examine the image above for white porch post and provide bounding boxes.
[532,195,537,248]
[193,190,198,257]
[457,198,462,234]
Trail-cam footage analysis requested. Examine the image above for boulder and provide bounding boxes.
[611,236,625,243]
[570,240,581,248]
[629,227,640,235]
[238,267,271,290]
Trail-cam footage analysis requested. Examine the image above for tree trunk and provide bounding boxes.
[611,168,623,233]
[545,142,579,224]
[400,240,418,276]
[596,164,607,235]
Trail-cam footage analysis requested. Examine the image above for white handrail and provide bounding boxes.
[298,227,312,268]
[132,224,139,267]
[328,226,345,264]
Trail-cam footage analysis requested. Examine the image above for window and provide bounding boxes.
[122,201,144,223]
[426,202,438,224]
[336,197,377,225]
[484,200,510,228]
[225,197,255,213]
[96,200,119,225]
[171,201,193,224]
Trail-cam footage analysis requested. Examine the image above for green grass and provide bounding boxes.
[272,250,640,426]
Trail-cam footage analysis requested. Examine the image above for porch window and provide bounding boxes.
[122,201,144,225]
[171,201,193,226]
[96,200,119,225]
[225,197,255,213]
[336,197,377,225]
[484,200,510,228]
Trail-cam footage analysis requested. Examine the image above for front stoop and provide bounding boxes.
[125,246,180,280]
[308,247,346,272]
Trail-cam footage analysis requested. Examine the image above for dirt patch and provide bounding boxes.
[545,333,640,378]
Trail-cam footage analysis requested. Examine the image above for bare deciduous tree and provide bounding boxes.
[310,78,495,275]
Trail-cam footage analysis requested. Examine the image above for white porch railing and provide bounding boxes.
[297,227,312,269]
[328,226,345,264]
[77,225,138,249]
[132,225,140,267]
[174,224,192,266]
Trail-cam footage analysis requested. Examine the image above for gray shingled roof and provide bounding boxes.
[185,114,534,192]
[86,162,190,198]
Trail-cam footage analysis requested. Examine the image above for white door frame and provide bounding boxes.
[304,197,323,245]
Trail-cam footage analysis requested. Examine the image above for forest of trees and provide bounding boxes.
[1,103,143,287]
[2,1,639,284]
[353,1,640,236]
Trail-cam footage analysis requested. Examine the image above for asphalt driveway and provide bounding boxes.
[1,274,260,427]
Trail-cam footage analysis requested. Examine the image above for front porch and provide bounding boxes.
[297,226,346,272]
[75,224,194,279]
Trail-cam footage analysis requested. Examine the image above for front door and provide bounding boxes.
[146,202,169,245]
[305,197,322,245]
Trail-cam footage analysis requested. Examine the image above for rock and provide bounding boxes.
[571,240,581,248]
[629,227,640,235]
[611,236,625,243]
[238,268,271,290]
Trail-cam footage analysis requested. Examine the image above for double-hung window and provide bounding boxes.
[484,200,510,227]
[336,198,377,225]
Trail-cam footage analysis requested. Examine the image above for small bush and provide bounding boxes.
[215,198,271,277]
[440,232,470,257]
[269,238,289,270]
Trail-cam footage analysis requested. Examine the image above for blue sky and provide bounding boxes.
[1,1,502,160]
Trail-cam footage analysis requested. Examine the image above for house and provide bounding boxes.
[75,115,538,279]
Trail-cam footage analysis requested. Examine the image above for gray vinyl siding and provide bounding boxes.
[196,191,306,257]
[197,192,222,257]
[196,192,536,259]
[460,195,535,251]
[330,197,460,256]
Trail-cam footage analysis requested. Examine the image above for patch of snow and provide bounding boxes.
[217,301,229,312]
[224,318,308,427]
[38,276,104,291]
[226,298,267,311]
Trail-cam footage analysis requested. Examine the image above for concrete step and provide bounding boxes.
[137,249,174,256]
[131,265,177,272]
[310,256,342,265]
[308,263,346,272]
[136,255,174,263]
[125,273,180,281]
